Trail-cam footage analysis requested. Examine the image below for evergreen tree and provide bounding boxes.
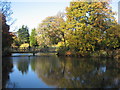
[17,25,30,44]
[30,28,38,47]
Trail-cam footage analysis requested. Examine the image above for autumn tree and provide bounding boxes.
[36,15,65,46]
[61,0,116,55]
[36,23,51,46]
[0,1,14,56]
[11,33,21,47]
[105,24,120,50]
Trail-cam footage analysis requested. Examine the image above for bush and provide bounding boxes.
[56,42,65,47]
[99,50,108,57]
[57,46,69,56]
[114,49,120,59]
[20,43,29,48]
[91,50,108,58]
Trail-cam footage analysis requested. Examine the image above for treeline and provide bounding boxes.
[2,0,120,58]
[12,25,38,47]
[35,0,120,58]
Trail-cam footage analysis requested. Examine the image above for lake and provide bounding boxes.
[2,53,120,88]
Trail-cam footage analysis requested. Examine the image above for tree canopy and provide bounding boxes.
[30,28,38,47]
[60,0,117,55]
[17,25,30,44]
[1,1,13,55]
[0,1,13,22]
[36,15,65,46]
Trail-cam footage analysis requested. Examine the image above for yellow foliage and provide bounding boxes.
[20,43,29,48]
[56,42,65,47]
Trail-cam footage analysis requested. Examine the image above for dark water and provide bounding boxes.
[2,53,120,88]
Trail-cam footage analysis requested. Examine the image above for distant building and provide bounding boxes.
[118,1,120,24]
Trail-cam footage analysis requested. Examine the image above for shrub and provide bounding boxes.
[20,43,29,48]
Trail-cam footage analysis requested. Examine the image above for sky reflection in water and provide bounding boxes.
[3,54,120,88]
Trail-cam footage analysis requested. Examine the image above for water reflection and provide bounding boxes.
[31,57,120,88]
[17,59,29,74]
[3,55,120,88]
[2,57,13,88]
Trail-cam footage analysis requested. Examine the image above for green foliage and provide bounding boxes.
[17,25,30,44]
[30,28,38,47]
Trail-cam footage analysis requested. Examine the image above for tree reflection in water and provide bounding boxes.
[2,57,13,88]
[3,56,120,88]
[31,56,120,88]
[17,59,29,74]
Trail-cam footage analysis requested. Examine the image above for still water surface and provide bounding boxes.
[3,53,120,88]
